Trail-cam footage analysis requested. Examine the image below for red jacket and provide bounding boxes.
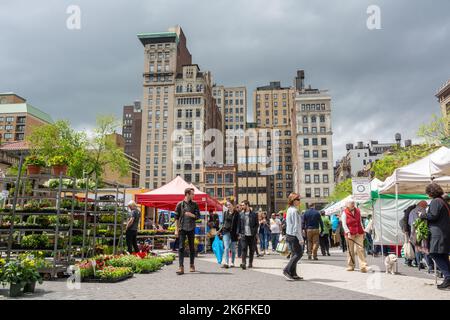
[344,208,364,235]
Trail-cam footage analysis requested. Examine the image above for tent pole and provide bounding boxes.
[378,190,384,262]
[205,202,208,254]
[395,183,399,273]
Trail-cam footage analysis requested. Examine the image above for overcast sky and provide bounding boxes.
[1,0,449,161]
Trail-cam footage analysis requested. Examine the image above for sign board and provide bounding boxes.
[351,178,371,201]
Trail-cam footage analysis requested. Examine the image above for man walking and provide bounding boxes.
[302,203,323,260]
[237,200,258,270]
[342,200,368,273]
[319,211,331,256]
[125,200,141,254]
[175,188,200,275]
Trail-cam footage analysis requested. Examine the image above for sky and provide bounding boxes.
[1,0,449,161]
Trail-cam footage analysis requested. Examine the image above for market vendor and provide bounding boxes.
[126,200,141,254]
[174,187,200,275]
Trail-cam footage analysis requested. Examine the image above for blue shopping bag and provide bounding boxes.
[212,235,224,264]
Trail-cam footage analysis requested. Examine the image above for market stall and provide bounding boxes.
[135,176,223,253]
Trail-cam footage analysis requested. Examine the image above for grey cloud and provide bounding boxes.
[0,0,449,161]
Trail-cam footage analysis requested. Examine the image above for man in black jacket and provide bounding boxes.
[236,200,258,270]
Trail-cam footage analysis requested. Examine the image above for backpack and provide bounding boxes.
[399,205,416,233]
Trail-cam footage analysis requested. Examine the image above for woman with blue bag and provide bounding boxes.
[218,201,239,268]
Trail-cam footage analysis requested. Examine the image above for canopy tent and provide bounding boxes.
[135,176,223,211]
[323,178,383,216]
[378,146,450,194]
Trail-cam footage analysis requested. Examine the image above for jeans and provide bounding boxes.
[240,235,256,266]
[284,235,303,276]
[365,232,373,255]
[126,229,139,253]
[259,230,270,251]
[179,230,195,267]
[319,233,330,255]
[429,253,450,280]
[271,233,280,251]
[222,232,237,265]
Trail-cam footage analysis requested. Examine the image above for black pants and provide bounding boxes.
[240,235,256,266]
[284,235,303,276]
[430,253,450,280]
[179,230,196,267]
[126,229,139,253]
[340,233,347,252]
[319,234,330,255]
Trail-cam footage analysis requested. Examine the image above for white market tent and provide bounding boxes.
[378,146,450,194]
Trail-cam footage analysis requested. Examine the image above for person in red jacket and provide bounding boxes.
[342,200,368,273]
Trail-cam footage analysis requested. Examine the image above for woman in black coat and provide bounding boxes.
[419,183,450,290]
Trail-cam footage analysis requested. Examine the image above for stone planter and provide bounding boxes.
[51,165,68,176]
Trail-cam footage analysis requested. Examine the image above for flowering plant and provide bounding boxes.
[24,155,46,167]
[96,266,132,280]
[48,155,69,166]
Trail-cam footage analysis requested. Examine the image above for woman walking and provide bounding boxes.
[219,201,239,268]
[259,212,270,255]
[419,183,450,290]
[283,193,305,281]
[270,213,282,253]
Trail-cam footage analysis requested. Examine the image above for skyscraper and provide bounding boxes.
[122,100,142,187]
[138,26,221,189]
[292,71,334,209]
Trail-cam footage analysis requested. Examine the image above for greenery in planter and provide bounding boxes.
[48,155,69,166]
[26,215,51,228]
[0,258,5,282]
[43,179,75,190]
[21,233,50,249]
[19,254,43,287]
[1,260,26,287]
[24,155,46,167]
[48,215,70,225]
[96,266,133,280]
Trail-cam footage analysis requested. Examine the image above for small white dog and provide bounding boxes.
[384,254,398,274]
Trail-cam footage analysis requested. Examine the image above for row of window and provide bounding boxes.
[303,138,328,146]
[275,191,295,199]
[149,63,170,73]
[225,124,245,130]
[304,162,329,170]
[148,43,171,50]
[224,116,244,123]
[177,109,202,118]
[300,103,326,111]
[148,97,169,105]
[0,125,15,130]
[224,99,245,106]
[256,101,288,108]
[256,93,289,100]
[175,84,203,93]
[302,115,326,123]
[304,188,330,198]
[257,118,289,126]
[206,187,235,199]
[224,107,245,114]
[148,87,169,95]
[148,110,169,118]
[212,90,244,98]
[205,173,235,184]
[176,97,202,105]
[0,117,16,122]
[305,174,330,184]
[257,109,288,117]
[146,75,172,83]
[302,127,327,134]
[304,150,328,158]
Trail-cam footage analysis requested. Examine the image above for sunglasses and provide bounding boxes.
[294,198,300,201]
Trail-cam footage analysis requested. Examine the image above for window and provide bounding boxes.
[206,174,215,184]
[320,127,326,133]
[311,115,316,123]
[322,150,328,158]
[312,138,318,146]
[313,150,319,158]
[304,163,310,170]
[303,138,309,146]
[305,188,311,198]
[225,173,234,183]
[304,150,310,158]
[321,138,327,145]
[311,127,317,134]
[303,116,308,123]
[320,115,325,123]
[322,162,329,170]
[313,162,319,170]
[305,175,311,184]
[323,175,329,183]
[314,175,320,183]
[303,127,308,134]
[323,188,329,197]
[314,188,321,198]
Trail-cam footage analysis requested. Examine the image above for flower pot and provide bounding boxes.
[9,283,24,297]
[23,281,36,293]
[27,165,42,175]
[51,165,68,176]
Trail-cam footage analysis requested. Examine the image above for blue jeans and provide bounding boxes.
[271,233,280,251]
[222,232,237,265]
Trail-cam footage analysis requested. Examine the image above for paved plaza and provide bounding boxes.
[1,250,448,300]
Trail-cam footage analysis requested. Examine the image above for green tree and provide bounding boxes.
[328,178,352,202]
[85,115,130,179]
[369,144,441,181]
[417,114,450,147]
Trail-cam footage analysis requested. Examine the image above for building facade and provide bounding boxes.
[138,26,221,189]
[436,79,450,134]
[122,101,142,187]
[212,85,247,165]
[292,76,334,209]
[253,81,295,212]
[203,164,237,202]
[0,93,53,144]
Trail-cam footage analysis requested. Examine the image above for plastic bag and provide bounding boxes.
[212,235,224,264]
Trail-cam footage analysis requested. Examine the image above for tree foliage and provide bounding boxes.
[328,178,352,202]
[417,114,450,147]
[369,144,441,181]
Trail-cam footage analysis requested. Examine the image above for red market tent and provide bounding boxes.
[135,176,223,211]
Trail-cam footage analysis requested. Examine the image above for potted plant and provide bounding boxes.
[48,155,69,176]
[24,155,46,175]
[21,256,43,293]
[1,260,26,297]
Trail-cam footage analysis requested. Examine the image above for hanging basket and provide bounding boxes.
[51,165,68,176]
